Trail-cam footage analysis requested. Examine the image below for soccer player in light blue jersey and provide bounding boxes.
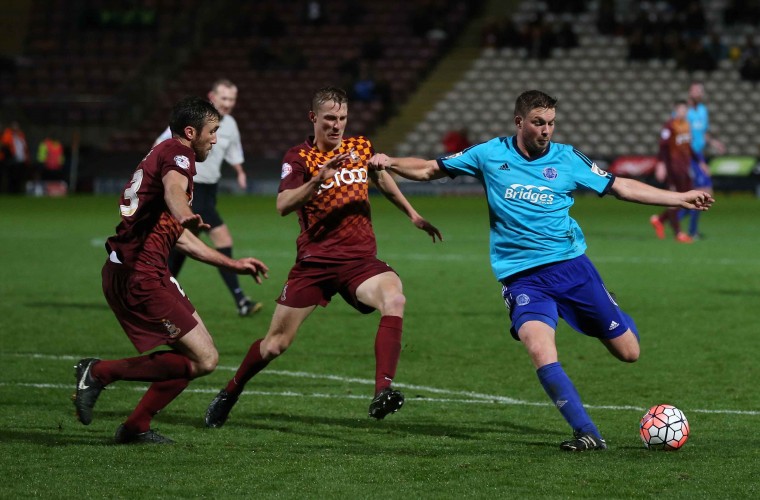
[369,90,714,451]
[683,81,725,238]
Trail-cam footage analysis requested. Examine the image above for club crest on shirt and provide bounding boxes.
[349,149,360,163]
[542,167,558,180]
[174,155,190,170]
[161,319,182,338]
[281,163,293,179]
[591,163,608,177]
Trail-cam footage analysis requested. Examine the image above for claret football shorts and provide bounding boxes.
[102,260,198,353]
[276,257,398,314]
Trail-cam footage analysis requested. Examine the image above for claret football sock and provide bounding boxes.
[225,338,270,396]
[374,316,403,393]
[123,378,190,433]
[91,351,193,385]
[537,362,601,438]
[665,209,682,235]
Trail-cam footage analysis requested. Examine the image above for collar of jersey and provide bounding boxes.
[511,135,551,162]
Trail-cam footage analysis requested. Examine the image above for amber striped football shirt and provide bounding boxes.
[279,136,377,263]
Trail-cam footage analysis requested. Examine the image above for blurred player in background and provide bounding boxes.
[682,81,725,239]
[73,97,269,444]
[155,79,261,316]
[650,100,709,243]
[204,86,442,428]
[368,90,713,451]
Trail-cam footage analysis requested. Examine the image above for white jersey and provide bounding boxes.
[154,114,244,185]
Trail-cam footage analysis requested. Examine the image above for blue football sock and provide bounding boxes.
[688,210,700,236]
[537,362,601,438]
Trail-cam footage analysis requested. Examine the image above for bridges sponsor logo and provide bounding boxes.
[504,184,555,204]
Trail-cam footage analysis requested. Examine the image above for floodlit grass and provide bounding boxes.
[1,192,758,498]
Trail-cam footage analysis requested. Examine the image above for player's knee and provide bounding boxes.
[617,344,640,363]
[193,350,219,377]
[623,346,640,363]
[381,291,406,316]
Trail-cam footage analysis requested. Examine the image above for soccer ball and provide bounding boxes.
[639,404,690,450]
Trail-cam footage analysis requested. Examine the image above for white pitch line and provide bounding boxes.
[0,382,532,407]
[3,353,759,416]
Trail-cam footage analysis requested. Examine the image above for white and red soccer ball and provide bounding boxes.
[640,404,690,450]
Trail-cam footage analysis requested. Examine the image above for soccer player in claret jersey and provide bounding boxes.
[72,96,269,444]
[650,100,709,243]
[155,79,261,316]
[368,90,713,451]
[204,86,442,427]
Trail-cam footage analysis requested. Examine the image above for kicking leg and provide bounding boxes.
[115,314,218,443]
[518,320,606,451]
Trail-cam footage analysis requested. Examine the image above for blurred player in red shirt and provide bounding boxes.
[650,100,707,243]
[442,127,471,155]
[72,97,269,444]
[205,87,442,427]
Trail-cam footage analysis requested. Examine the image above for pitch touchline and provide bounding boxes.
[3,353,759,416]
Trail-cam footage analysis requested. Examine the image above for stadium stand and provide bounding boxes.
[106,0,481,158]
[395,0,760,168]
[1,0,482,190]
[1,0,758,193]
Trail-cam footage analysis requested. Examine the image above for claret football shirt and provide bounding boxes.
[106,139,196,271]
[279,136,377,263]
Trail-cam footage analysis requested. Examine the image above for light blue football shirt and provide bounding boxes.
[686,103,708,155]
[437,136,614,281]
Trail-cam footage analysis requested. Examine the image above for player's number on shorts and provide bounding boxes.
[170,276,187,297]
[119,169,144,217]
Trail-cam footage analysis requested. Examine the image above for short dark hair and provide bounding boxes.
[311,86,348,112]
[168,96,221,136]
[514,90,558,118]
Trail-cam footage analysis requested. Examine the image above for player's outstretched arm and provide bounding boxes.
[611,176,715,210]
[370,169,443,243]
[175,230,269,283]
[368,154,446,181]
[276,153,349,216]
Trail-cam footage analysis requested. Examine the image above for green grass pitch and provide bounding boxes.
[0,192,758,498]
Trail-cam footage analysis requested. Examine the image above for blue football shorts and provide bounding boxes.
[501,254,632,341]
